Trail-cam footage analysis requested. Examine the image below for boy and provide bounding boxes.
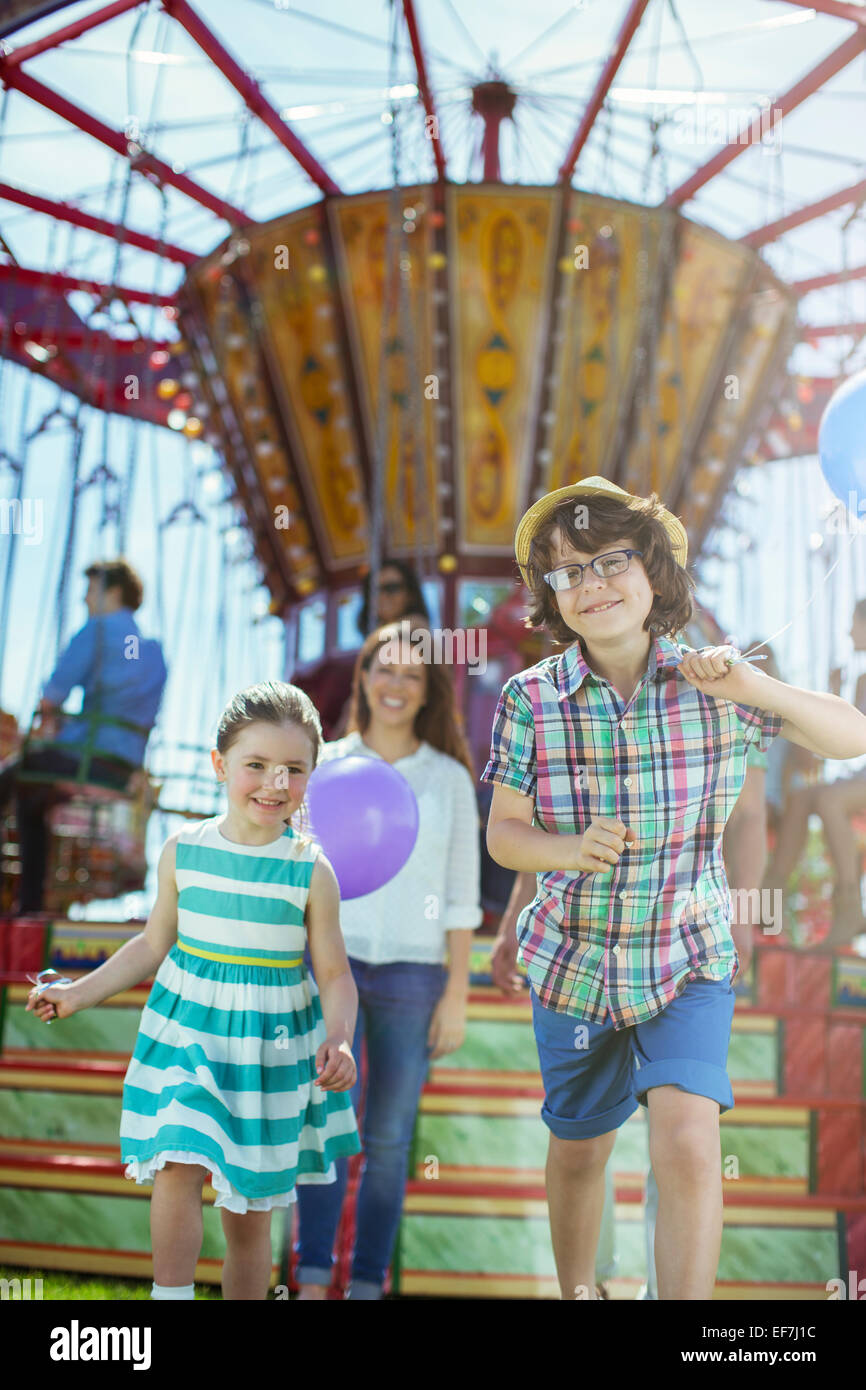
[482,476,866,1300]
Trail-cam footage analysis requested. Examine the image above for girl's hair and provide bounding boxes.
[215,681,323,835]
[357,558,430,637]
[524,493,695,646]
[347,622,476,780]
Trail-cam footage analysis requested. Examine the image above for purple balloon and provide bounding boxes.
[306,755,419,899]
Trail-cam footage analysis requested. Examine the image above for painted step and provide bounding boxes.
[0,1181,283,1286]
[395,1194,848,1300]
[413,1092,866,1197]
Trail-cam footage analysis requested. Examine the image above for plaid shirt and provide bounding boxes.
[482,635,783,1027]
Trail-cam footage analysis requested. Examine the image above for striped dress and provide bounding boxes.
[120,816,361,1212]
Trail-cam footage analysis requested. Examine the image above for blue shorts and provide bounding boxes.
[529,977,736,1141]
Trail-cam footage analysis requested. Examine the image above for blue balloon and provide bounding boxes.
[306,755,419,899]
[818,367,866,512]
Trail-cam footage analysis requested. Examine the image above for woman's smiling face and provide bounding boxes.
[547,527,657,643]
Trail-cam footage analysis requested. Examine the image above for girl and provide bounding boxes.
[294,620,482,1299]
[483,475,866,1300]
[27,681,361,1300]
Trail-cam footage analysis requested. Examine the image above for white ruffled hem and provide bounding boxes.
[123,1150,335,1213]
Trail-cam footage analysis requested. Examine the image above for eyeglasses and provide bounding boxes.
[379,581,408,595]
[543,549,643,593]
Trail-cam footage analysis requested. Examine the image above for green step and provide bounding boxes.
[415,1109,810,1183]
[428,1015,778,1085]
[0,1186,237,1261]
[4,1000,141,1054]
[398,1208,840,1287]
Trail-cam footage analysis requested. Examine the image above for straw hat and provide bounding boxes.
[514,476,688,578]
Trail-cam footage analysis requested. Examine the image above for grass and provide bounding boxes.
[0,1265,224,1300]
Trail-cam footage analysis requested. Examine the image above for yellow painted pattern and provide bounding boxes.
[450,186,555,549]
[245,213,368,563]
[331,190,439,552]
[548,193,659,490]
[624,222,750,500]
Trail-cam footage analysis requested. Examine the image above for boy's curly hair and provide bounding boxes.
[524,492,695,646]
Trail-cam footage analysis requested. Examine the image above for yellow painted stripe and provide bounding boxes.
[177,942,302,968]
[0,1139,120,1158]
[420,1093,539,1116]
[714,1284,830,1302]
[0,1070,122,1095]
[731,1015,778,1035]
[720,1105,809,1127]
[7,983,148,1008]
[399,1271,559,1298]
[0,1167,218,1202]
[0,1242,272,1285]
[409,1169,811,1198]
[399,1271,831,1300]
[419,1092,809,1124]
[404,1194,834,1225]
[465,1003,531,1021]
[427,1069,777,1099]
[405,1193,549,1218]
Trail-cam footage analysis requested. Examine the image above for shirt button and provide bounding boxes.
[612,944,621,956]
[623,776,633,787]
[619,890,628,900]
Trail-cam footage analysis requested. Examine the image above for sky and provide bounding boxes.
[2,0,866,914]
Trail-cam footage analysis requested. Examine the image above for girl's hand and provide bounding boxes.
[427,990,466,1059]
[570,817,636,874]
[677,645,767,703]
[314,1037,356,1092]
[25,979,80,1023]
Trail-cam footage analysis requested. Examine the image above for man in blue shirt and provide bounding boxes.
[0,559,168,912]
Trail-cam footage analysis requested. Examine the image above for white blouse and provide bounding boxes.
[316,731,482,965]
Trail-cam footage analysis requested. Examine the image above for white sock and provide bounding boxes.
[151,1282,195,1300]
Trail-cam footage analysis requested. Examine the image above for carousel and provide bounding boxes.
[0,0,865,1298]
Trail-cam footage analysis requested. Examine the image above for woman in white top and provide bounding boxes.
[294,619,482,1299]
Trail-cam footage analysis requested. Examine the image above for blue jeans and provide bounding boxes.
[295,957,447,1298]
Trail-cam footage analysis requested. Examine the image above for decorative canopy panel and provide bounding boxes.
[181,183,795,597]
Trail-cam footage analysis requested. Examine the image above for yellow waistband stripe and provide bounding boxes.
[177,941,303,969]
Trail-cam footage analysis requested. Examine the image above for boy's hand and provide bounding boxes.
[490,928,523,996]
[570,817,636,874]
[314,1036,357,1092]
[677,645,766,703]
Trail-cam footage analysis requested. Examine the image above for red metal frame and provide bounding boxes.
[401,0,447,181]
[160,0,340,196]
[0,66,250,224]
[558,0,652,183]
[742,177,866,247]
[765,0,866,23]
[801,320,866,339]
[2,0,144,67]
[0,182,196,264]
[0,323,172,353]
[666,29,866,207]
[792,264,866,295]
[0,262,178,307]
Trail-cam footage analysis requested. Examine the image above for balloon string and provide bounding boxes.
[736,528,859,664]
